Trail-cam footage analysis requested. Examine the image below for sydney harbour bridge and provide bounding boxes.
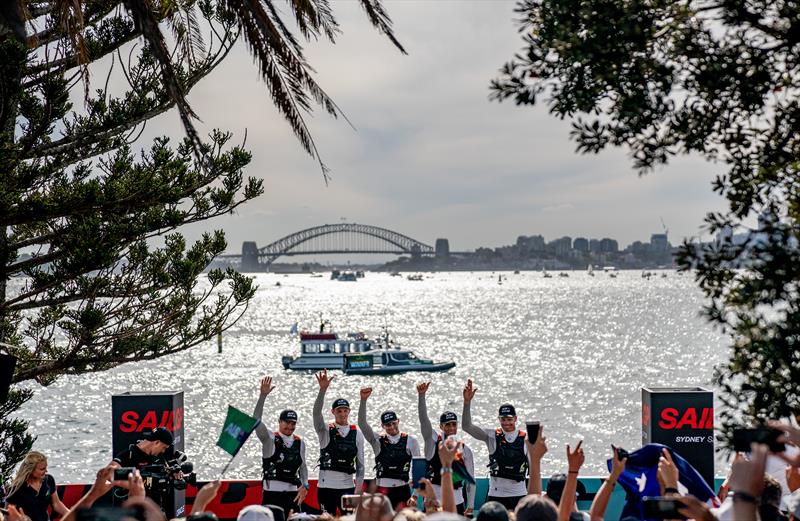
[217,223,450,271]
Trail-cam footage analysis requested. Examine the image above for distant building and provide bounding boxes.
[599,238,619,253]
[650,233,670,252]
[241,241,260,271]
[589,238,602,252]
[435,238,450,258]
[573,237,589,252]
[547,236,572,256]
[516,235,545,255]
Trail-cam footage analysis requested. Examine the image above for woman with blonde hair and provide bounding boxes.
[5,452,68,521]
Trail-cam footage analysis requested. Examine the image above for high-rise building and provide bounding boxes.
[599,238,619,253]
[435,238,450,258]
[589,239,602,252]
[650,233,670,252]
[573,237,589,252]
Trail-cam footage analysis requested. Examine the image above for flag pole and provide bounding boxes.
[218,453,237,480]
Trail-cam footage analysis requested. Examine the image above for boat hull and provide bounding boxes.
[344,361,456,375]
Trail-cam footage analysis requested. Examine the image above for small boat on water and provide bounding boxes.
[559,272,569,277]
[542,268,552,278]
[587,264,595,277]
[337,271,357,281]
[407,274,424,281]
[282,324,455,374]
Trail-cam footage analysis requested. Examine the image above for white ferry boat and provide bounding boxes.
[281,327,455,374]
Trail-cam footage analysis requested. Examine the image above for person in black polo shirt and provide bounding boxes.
[357,386,421,510]
[5,451,68,521]
[253,375,309,516]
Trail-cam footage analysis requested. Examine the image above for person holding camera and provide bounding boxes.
[312,370,365,515]
[416,381,475,516]
[112,426,180,506]
[253,376,309,516]
[113,427,174,469]
[357,386,421,510]
[462,379,528,511]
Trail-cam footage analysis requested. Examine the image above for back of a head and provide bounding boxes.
[188,513,219,521]
[759,474,785,521]
[238,505,275,521]
[477,501,509,521]
[515,495,557,521]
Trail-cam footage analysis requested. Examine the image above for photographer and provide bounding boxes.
[112,427,186,506]
[113,428,174,470]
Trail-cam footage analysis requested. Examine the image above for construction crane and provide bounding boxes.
[660,217,669,238]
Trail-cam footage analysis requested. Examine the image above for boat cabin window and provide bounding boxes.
[303,343,318,354]
[319,343,331,353]
[391,352,416,361]
[335,343,349,353]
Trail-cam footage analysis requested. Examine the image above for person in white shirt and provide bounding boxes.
[357,386,421,509]
[417,381,476,516]
[312,370,365,515]
[253,376,309,517]
[462,378,528,511]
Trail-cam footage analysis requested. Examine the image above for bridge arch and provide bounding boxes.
[257,223,434,265]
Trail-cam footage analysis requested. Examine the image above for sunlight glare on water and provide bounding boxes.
[17,270,730,481]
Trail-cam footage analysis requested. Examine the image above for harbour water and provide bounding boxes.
[17,270,730,482]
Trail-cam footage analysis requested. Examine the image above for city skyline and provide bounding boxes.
[124,1,731,252]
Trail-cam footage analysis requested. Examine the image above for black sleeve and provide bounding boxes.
[46,475,57,498]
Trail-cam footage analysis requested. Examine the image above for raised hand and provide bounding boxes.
[676,495,716,521]
[728,444,768,497]
[566,440,585,473]
[90,463,118,497]
[416,382,431,395]
[527,425,548,462]
[360,387,373,400]
[316,369,334,391]
[260,376,276,396]
[127,469,146,498]
[193,480,222,513]
[610,445,627,478]
[657,448,679,491]
[463,379,477,404]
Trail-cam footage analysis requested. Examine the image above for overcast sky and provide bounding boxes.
[137,0,728,255]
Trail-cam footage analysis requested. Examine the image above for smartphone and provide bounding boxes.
[613,446,629,460]
[113,468,136,481]
[526,421,541,441]
[340,494,361,512]
[411,457,427,489]
[642,497,686,520]
[732,427,786,453]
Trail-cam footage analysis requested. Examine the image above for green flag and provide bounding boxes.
[216,405,260,456]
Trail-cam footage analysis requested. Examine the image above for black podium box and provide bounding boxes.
[112,391,186,517]
[642,387,714,487]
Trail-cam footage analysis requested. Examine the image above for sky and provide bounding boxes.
[133,1,729,256]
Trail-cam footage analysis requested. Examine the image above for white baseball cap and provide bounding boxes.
[237,505,275,521]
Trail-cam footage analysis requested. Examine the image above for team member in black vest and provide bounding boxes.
[312,370,365,515]
[253,376,309,516]
[417,382,475,516]
[357,387,421,510]
[462,379,528,511]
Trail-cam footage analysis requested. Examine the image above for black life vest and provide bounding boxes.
[425,433,463,489]
[375,433,411,481]
[488,429,528,482]
[263,432,303,486]
[319,423,358,474]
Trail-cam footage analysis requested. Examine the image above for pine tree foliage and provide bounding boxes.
[492,0,800,441]
[0,0,404,480]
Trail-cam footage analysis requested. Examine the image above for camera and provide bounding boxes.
[140,451,197,492]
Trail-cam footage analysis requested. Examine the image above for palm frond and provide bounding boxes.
[286,0,339,42]
[123,0,203,160]
[356,0,406,54]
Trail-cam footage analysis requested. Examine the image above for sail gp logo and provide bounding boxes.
[658,407,713,430]
[119,408,183,433]
[224,423,247,443]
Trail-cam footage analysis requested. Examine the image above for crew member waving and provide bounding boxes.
[312,370,365,515]
[462,378,528,511]
[357,386,421,510]
[417,381,476,516]
[253,376,309,517]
